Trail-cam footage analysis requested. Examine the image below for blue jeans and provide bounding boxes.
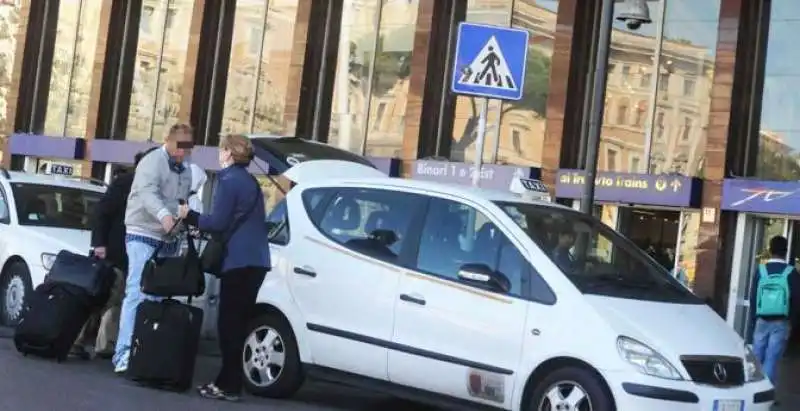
[113,239,178,366]
[752,318,790,384]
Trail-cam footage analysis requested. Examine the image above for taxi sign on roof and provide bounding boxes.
[510,178,551,202]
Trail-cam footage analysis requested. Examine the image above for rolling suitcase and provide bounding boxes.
[127,298,203,392]
[14,282,93,362]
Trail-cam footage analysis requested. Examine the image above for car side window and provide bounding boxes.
[315,188,417,264]
[266,199,289,245]
[0,187,8,223]
[415,197,527,296]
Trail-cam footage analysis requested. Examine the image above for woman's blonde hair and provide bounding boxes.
[219,134,254,164]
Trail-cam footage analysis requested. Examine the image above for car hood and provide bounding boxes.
[22,226,91,256]
[584,295,745,359]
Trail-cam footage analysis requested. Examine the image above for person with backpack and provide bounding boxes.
[750,235,800,393]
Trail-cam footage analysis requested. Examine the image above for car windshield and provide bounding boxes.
[494,201,699,304]
[12,183,103,230]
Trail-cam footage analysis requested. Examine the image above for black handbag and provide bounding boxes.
[44,250,115,303]
[200,177,260,277]
[141,231,206,297]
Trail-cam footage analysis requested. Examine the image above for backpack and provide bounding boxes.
[755,264,793,317]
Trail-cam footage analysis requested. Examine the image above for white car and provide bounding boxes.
[239,137,774,411]
[0,170,105,326]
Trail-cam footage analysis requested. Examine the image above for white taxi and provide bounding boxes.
[241,137,774,411]
[0,170,105,325]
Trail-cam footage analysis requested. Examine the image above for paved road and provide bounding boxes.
[1,326,796,410]
[0,331,439,411]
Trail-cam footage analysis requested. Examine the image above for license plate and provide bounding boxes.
[713,400,744,411]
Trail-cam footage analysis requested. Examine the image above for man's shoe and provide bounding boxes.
[70,345,91,360]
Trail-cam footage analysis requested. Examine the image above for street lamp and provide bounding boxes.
[578,0,654,215]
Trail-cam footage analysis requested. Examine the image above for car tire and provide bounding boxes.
[528,366,615,411]
[242,313,305,398]
[0,261,33,327]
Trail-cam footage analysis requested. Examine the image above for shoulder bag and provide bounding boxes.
[200,176,260,277]
[141,229,206,297]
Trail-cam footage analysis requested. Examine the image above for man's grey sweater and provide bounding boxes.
[125,147,192,241]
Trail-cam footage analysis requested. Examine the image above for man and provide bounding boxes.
[552,227,576,271]
[71,148,157,360]
[113,124,194,373]
[750,235,800,398]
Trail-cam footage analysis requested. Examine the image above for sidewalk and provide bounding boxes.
[777,356,800,408]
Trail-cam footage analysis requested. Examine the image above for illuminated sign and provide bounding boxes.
[410,160,539,191]
[555,169,701,208]
[720,179,800,215]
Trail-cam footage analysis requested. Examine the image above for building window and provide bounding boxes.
[328,0,418,156]
[511,129,522,153]
[630,156,640,173]
[372,101,387,131]
[634,101,646,127]
[220,1,301,136]
[606,148,618,171]
[141,5,154,34]
[43,0,104,137]
[0,2,21,135]
[658,73,669,92]
[602,0,721,178]
[616,100,628,125]
[681,116,691,140]
[621,64,631,82]
[682,77,695,97]
[640,72,652,88]
[125,0,193,142]
[447,0,558,167]
[755,0,800,180]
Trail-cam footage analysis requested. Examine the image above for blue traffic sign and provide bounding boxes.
[451,22,530,101]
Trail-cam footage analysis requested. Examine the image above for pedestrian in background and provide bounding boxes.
[113,124,194,374]
[178,134,268,402]
[71,147,157,360]
[751,235,800,403]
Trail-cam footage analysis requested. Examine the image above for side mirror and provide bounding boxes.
[265,221,278,234]
[369,229,398,246]
[457,263,511,293]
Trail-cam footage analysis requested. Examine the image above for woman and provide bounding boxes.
[178,134,269,402]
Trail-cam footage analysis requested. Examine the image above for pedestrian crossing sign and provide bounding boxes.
[451,22,529,101]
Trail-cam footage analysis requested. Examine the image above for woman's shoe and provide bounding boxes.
[197,383,240,402]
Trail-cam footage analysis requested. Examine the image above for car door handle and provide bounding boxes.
[400,293,426,306]
[293,266,316,277]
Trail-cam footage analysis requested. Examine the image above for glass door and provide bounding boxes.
[728,215,787,343]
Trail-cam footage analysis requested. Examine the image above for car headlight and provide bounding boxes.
[744,345,765,382]
[617,336,683,380]
[41,253,57,271]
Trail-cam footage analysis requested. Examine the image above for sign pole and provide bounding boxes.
[472,98,489,187]
[579,0,614,215]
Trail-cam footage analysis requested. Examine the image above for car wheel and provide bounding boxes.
[529,366,615,411]
[0,262,33,327]
[242,313,305,398]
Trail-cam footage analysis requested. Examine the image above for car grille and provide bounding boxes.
[680,355,745,387]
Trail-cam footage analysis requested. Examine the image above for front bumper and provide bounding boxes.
[604,368,775,411]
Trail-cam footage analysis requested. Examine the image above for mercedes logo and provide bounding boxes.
[713,363,728,382]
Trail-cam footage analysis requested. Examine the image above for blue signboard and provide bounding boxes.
[411,160,540,191]
[555,169,702,208]
[450,22,529,101]
[721,179,800,215]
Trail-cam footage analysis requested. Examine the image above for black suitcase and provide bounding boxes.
[45,250,115,302]
[127,299,203,392]
[14,282,93,362]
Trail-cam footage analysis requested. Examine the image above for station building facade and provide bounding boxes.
[0,0,797,336]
